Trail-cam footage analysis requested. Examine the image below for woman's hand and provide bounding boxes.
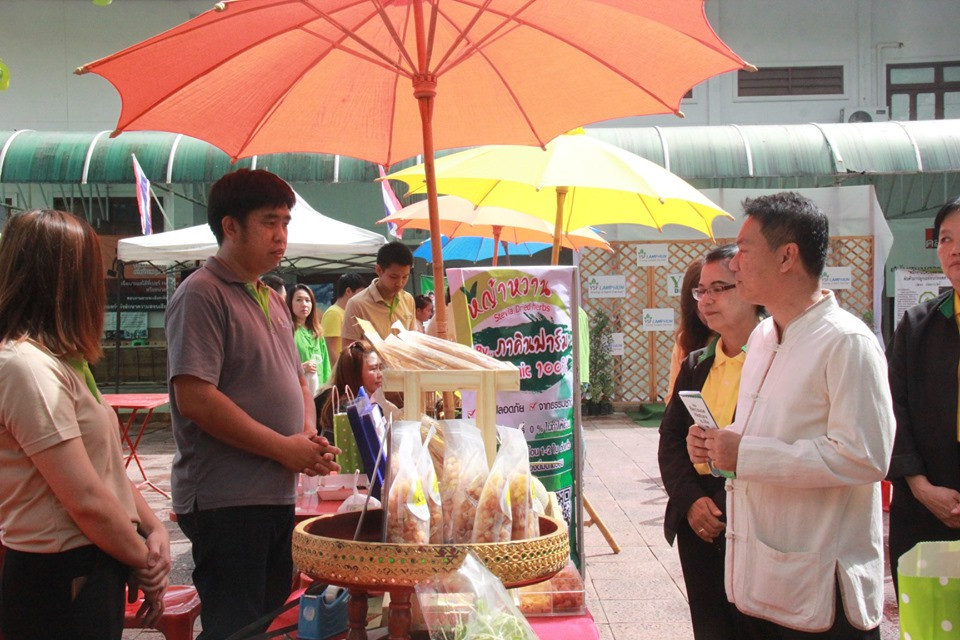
[302,360,318,374]
[907,475,960,528]
[687,496,725,542]
[135,527,171,592]
[128,527,170,628]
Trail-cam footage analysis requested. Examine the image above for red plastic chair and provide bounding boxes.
[124,585,201,640]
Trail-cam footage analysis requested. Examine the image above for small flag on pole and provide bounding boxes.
[131,154,152,235]
[377,164,403,239]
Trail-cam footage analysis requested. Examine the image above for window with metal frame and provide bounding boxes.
[887,61,960,121]
[737,65,844,97]
[53,196,165,236]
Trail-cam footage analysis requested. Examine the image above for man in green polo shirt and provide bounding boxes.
[341,241,416,342]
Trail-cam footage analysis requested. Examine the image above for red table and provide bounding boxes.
[103,393,170,497]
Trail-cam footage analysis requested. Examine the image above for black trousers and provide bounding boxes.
[737,579,880,640]
[676,521,739,640]
[0,544,127,640]
[178,504,295,640]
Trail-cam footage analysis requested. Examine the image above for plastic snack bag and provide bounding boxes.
[441,421,489,543]
[418,424,444,544]
[416,552,538,640]
[337,471,381,514]
[386,425,430,544]
[472,426,521,543]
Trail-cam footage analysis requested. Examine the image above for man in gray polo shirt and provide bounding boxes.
[166,169,339,639]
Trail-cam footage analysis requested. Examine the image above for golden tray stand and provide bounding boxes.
[292,509,570,640]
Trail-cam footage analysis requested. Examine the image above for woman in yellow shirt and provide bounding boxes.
[658,244,764,640]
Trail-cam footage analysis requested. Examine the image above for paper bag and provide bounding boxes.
[898,540,960,640]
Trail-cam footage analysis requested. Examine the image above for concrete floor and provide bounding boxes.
[121,413,900,640]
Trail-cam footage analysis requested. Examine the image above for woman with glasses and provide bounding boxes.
[287,284,331,396]
[0,210,171,639]
[658,244,764,640]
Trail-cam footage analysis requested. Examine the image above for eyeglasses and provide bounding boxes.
[692,283,737,301]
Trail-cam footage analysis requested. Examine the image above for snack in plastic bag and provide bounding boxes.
[502,426,538,541]
[418,424,444,544]
[472,426,524,543]
[416,552,538,640]
[441,421,489,543]
[337,471,380,514]
[386,425,430,544]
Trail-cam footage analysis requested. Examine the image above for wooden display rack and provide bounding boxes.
[382,368,519,466]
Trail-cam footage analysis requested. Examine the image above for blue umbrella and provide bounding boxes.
[414,236,550,264]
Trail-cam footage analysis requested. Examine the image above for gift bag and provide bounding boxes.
[332,387,364,475]
[898,540,960,640]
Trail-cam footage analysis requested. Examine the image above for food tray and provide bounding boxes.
[292,509,569,590]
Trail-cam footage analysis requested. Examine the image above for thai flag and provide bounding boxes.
[131,153,152,235]
[377,164,403,239]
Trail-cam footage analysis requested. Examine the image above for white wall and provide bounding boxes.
[1,0,211,131]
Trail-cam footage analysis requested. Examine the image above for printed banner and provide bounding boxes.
[584,274,626,298]
[894,268,951,327]
[641,308,675,332]
[103,311,148,341]
[821,266,853,290]
[635,243,670,267]
[448,266,581,562]
[665,272,685,297]
[610,332,625,357]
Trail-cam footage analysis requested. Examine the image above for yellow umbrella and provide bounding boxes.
[386,130,733,263]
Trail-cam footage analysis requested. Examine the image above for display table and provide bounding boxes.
[103,393,170,497]
[267,587,601,640]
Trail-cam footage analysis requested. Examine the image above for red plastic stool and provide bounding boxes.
[124,585,201,640]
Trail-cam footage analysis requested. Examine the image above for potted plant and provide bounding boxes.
[588,307,616,416]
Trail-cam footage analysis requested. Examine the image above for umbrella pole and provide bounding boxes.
[414,75,455,418]
[491,225,502,267]
[551,187,569,265]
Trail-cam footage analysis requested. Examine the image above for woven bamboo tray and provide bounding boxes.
[292,509,569,590]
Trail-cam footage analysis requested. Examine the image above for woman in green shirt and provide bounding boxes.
[287,284,331,395]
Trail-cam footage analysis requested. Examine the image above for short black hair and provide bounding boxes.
[376,240,413,269]
[742,192,829,278]
[207,169,296,244]
[933,195,960,240]
[336,272,367,298]
[414,294,432,311]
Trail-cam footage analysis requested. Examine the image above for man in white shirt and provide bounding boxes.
[687,192,894,639]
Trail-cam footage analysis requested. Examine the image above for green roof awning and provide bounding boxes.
[4,120,960,185]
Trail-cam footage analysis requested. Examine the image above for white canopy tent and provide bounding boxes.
[118,192,386,271]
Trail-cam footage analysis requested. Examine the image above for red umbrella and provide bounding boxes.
[77,0,752,338]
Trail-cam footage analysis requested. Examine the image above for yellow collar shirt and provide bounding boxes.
[341,278,416,343]
[694,337,746,474]
[954,290,960,441]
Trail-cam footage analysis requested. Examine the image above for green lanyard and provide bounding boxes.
[385,295,400,320]
[243,282,273,325]
[66,357,102,404]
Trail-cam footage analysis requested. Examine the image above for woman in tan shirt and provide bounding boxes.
[0,210,171,639]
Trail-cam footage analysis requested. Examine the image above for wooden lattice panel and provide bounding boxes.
[579,236,874,403]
